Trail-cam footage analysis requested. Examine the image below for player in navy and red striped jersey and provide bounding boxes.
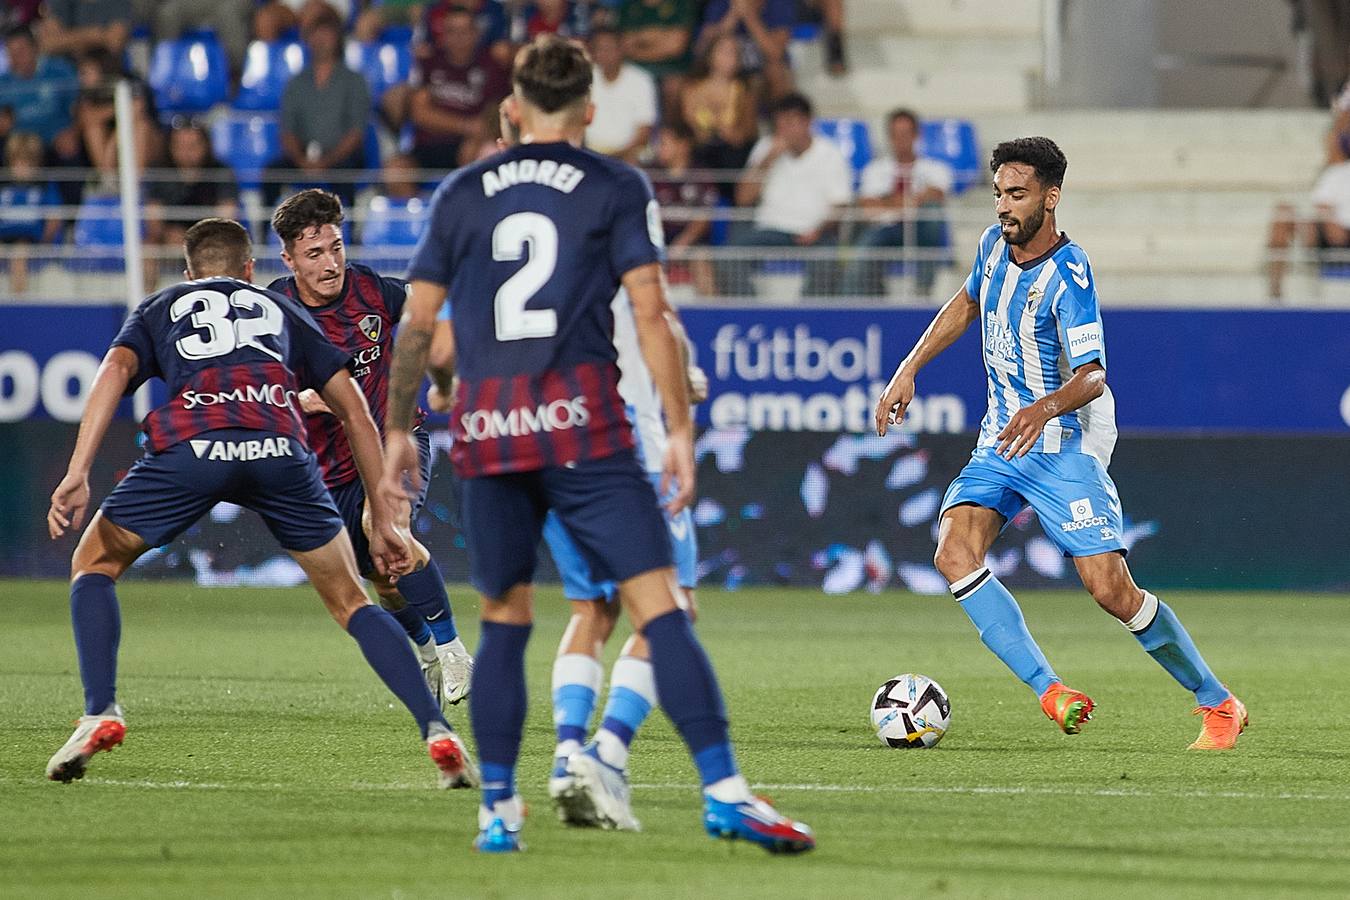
[268,189,473,709]
[43,219,475,789]
[379,35,813,854]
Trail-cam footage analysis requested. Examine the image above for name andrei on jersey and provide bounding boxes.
[459,397,589,442]
[181,383,298,411]
[189,436,294,461]
[481,158,586,198]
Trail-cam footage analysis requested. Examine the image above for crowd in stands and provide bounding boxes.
[0,0,970,300]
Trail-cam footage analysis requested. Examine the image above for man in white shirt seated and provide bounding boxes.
[587,26,659,163]
[841,108,953,297]
[1267,159,1350,300]
[724,92,853,296]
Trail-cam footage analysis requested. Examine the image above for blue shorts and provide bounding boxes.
[101,428,343,552]
[329,429,433,577]
[461,448,672,600]
[542,470,698,601]
[940,447,1127,557]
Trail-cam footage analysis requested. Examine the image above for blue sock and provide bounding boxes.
[386,603,433,647]
[71,574,120,716]
[470,620,532,808]
[952,568,1059,696]
[595,656,656,770]
[551,653,601,754]
[1125,592,1229,707]
[396,561,458,645]
[643,609,737,787]
[346,605,446,739]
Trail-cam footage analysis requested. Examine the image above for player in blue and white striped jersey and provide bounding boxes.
[875,137,1246,751]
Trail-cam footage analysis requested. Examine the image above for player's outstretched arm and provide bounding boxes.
[320,370,412,577]
[995,361,1106,459]
[623,262,695,514]
[380,279,445,509]
[875,287,979,436]
[48,346,138,539]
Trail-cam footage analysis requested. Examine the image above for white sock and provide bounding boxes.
[594,729,629,770]
[554,738,581,761]
[703,774,752,804]
[437,635,469,657]
[414,634,438,664]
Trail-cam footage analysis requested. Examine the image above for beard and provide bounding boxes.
[1000,202,1046,246]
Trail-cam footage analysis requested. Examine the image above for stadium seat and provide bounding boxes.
[345,38,412,103]
[235,39,306,111]
[362,195,429,247]
[148,33,230,117]
[0,44,9,76]
[211,112,281,191]
[919,118,982,194]
[814,118,873,189]
[72,195,142,272]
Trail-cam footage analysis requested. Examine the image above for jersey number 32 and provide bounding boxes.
[170,288,285,362]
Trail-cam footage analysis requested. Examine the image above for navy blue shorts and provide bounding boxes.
[461,448,673,600]
[329,429,434,577]
[101,428,343,552]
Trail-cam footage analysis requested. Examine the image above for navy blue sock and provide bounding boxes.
[71,573,120,716]
[470,620,532,808]
[386,603,433,646]
[643,609,738,786]
[346,605,446,739]
[1126,592,1230,707]
[396,561,458,645]
[952,568,1060,695]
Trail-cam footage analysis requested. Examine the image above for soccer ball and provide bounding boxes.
[870,674,951,748]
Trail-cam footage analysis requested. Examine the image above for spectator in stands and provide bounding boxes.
[39,0,130,60]
[71,48,164,186]
[129,0,253,74]
[255,0,356,43]
[618,0,694,99]
[425,0,512,67]
[0,25,77,145]
[352,1,425,44]
[0,105,13,145]
[512,0,589,41]
[1302,0,1350,106]
[648,122,718,294]
[408,4,509,171]
[263,6,370,206]
[587,26,656,163]
[0,131,61,294]
[841,108,952,297]
[1267,159,1350,300]
[144,121,239,286]
[695,0,794,102]
[723,91,851,296]
[800,0,846,75]
[2,1,42,31]
[681,33,759,200]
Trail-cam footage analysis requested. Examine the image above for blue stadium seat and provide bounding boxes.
[813,118,873,189]
[362,195,429,247]
[919,118,981,194]
[0,44,9,76]
[345,38,412,103]
[211,112,281,190]
[148,33,230,117]
[72,195,142,272]
[235,39,307,111]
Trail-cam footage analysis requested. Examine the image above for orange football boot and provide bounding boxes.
[1039,682,1095,734]
[1188,694,1248,750]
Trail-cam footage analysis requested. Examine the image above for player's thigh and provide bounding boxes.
[71,512,151,581]
[936,450,1023,574]
[286,531,371,628]
[1015,452,1127,560]
[545,450,672,589]
[461,470,547,601]
[98,444,225,553]
[232,434,346,555]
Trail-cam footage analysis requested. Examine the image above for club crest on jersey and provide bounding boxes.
[1026,285,1043,310]
[358,314,382,343]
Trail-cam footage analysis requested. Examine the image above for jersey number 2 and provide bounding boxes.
[170,288,284,362]
[493,212,558,341]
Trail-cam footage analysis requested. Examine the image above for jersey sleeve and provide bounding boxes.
[406,179,459,287]
[964,226,997,299]
[109,299,162,394]
[608,167,664,278]
[281,297,353,389]
[380,275,411,320]
[1053,252,1106,370]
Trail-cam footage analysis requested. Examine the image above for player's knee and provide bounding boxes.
[330,594,373,630]
[933,542,980,583]
[1084,570,1138,619]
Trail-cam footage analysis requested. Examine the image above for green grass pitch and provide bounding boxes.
[3,580,1349,899]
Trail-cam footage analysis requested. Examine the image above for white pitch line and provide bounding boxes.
[9,778,1346,804]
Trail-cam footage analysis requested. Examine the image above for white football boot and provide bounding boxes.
[436,637,474,706]
[46,707,126,783]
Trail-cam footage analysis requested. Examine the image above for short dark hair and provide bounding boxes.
[990,136,1067,189]
[4,24,35,45]
[513,35,593,113]
[184,218,252,277]
[887,108,919,131]
[770,92,813,119]
[271,189,345,247]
